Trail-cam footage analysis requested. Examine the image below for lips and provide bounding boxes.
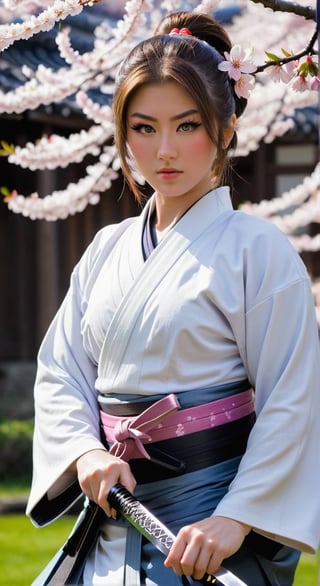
[157,168,182,179]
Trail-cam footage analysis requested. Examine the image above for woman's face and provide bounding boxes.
[126,81,217,207]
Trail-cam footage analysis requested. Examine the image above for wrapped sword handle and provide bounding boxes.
[108,483,221,585]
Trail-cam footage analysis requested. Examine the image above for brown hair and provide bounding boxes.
[113,11,247,203]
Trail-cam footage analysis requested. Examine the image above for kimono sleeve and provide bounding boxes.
[213,227,320,554]
[26,235,110,527]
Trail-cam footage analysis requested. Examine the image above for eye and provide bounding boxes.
[130,123,155,134]
[178,121,201,132]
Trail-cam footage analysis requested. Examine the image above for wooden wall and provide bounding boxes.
[0,113,140,360]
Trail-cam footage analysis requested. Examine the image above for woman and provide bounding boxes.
[27,11,320,586]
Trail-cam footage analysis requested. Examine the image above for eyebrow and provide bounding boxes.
[129,109,199,121]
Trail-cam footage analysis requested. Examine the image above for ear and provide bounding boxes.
[223,113,237,149]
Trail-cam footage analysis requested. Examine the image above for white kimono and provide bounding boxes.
[27,187,320,564]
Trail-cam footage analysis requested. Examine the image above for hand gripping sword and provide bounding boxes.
[108,483,248,586]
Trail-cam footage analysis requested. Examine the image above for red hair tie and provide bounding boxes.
[169,27,192,36]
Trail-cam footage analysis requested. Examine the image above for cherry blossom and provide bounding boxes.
[218,43,257,98]
[0,0,318,227]
[8,126,113,170]
[310,76,320,91]
[0,0,100,52]
[292,74,312,92]
[266,61,296,84]
[218,44,257,81]
[6,152,118,220]
[240,163,319,220]
[234,72,256,99]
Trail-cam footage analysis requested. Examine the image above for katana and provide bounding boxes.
[108,483,248,586]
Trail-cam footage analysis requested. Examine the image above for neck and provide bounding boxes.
[154,187,214,230]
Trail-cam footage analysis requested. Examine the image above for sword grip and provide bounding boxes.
[108,483,220,585]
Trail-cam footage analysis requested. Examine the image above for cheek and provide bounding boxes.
[127,136,151,162]
[188,135,216,159]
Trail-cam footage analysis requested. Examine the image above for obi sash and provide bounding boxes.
[99,380,256,483]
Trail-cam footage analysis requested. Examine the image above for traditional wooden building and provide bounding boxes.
[0,6,318,362]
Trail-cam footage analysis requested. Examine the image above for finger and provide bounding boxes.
[165,530,204,577]
[190,549,214,580]
[164,536,187,574]
[118,469,137,495]
[206,551,226,576]
[97,487,117,518]
[179,541,203,577]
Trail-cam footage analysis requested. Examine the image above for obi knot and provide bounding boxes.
[111,419,152,460]
[107,393,180,461]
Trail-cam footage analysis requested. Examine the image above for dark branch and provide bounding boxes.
[249,0,316,21]
[256,29,318,72]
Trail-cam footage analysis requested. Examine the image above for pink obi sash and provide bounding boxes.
[100,389,254,462]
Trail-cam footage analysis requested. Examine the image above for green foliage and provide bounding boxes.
[264,47,292,63]
[265,50,282,62]
[0,514,74,585]
[0,186,11,198]
[0,140,14,156]
[0,419,34,482]
[0,481,31,498]
[298,57,318,78]
[294,552,319,586]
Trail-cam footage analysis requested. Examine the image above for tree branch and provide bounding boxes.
[249,0,316,21]
[256,29,318,72]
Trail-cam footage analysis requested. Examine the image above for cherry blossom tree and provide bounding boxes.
[0,0,317,218]
[0,0,319,212]
[0,0,319,322]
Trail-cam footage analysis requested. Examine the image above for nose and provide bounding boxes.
[157,133,177,161]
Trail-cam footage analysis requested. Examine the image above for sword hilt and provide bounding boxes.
[108,483,219,585]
